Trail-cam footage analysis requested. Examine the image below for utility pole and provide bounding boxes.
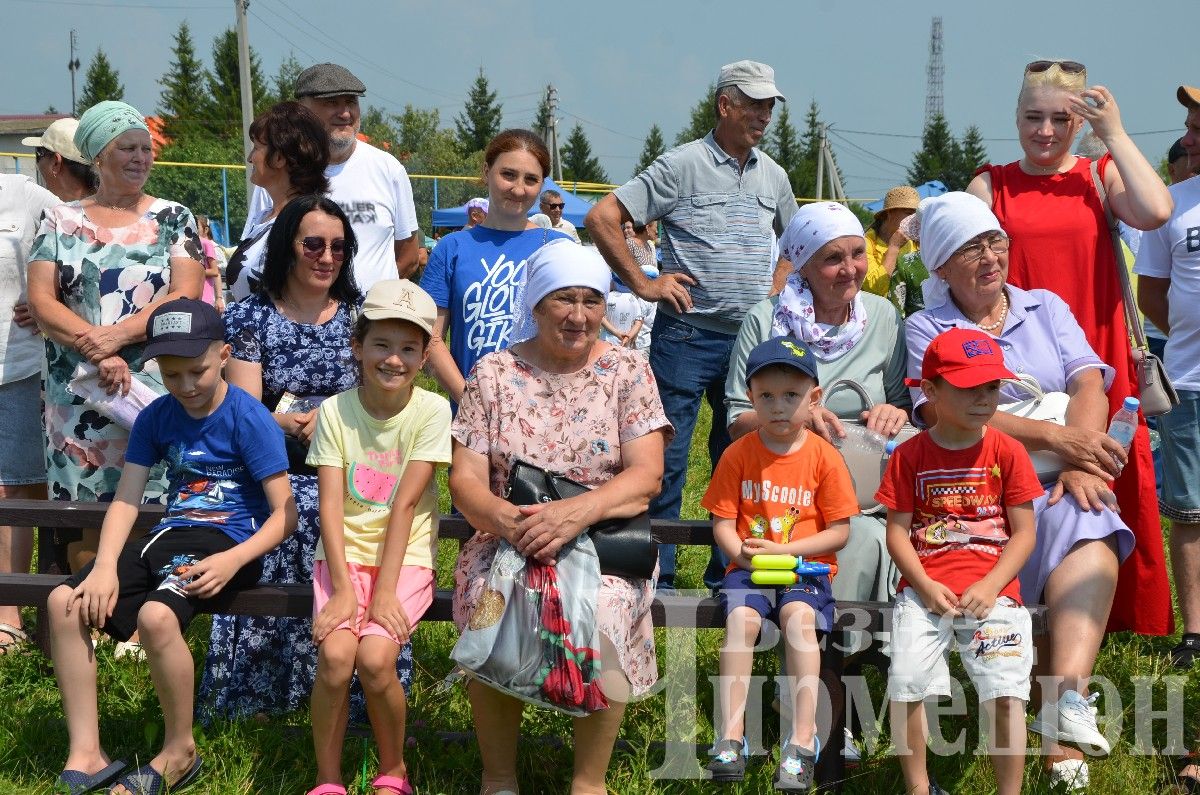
[68,30,81,116]
[547,84,562,183]
[815,124,825,200]
[814,124,846,202]
[234,0,255,197]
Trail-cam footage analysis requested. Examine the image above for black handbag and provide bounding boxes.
[504,460,657,580]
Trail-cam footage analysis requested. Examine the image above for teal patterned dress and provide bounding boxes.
[28,199,202,502]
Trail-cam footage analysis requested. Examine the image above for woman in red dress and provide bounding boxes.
[968,59,1172,786]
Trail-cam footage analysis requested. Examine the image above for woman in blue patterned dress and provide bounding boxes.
[199,196,412,719]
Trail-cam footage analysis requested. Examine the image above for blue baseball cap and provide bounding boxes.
[745,337,819,386]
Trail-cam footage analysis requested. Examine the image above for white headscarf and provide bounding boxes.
[773,202,869,361]
[509,239,611,344]
[904,192,1004,309]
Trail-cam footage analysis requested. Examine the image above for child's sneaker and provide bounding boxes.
[842,727,861,766]
[706,738,746,783]
[774,739,819,791]
[1031,690,1110,755]
[1048,758,1090,791]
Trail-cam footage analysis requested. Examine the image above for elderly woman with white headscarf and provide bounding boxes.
[449,239,673,794]
[726,202,911,609]
[905,191,1135,785]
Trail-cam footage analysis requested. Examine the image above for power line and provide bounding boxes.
[11,0,222,6]
[558,108,643,142]
[827,129,910,172]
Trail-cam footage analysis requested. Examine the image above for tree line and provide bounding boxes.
[70,22,988,238]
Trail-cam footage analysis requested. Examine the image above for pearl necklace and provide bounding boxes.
[975,291,1009,332]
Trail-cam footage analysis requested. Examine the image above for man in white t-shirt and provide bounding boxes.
[539,189,581,242]
[1135,83,1200,670]
[243,62,420,292]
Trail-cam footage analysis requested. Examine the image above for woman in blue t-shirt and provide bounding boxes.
[420,129,569,402]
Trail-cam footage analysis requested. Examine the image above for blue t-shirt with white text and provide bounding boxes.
[126,385,289,543]
[420,226,568,379]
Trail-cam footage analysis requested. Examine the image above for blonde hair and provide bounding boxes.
[1018,61,1087,106]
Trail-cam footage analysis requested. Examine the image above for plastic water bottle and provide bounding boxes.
[832,426,899,508]
[1107,397,1140,452]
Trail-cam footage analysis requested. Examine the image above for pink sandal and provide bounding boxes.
[305,785,347,795]
[371,774,414,794]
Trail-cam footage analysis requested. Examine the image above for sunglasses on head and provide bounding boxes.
[1025,60,1086,75]
[543,202,565,209]
[299,236,347,262]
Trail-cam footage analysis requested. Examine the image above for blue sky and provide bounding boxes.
[5,0,1198,199]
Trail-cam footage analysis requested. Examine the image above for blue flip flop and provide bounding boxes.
[54,760,127,794]
[108,755,202,795]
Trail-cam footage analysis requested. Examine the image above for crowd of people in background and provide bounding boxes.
[0,52,1198,795]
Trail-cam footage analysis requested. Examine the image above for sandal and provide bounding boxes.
[0,622,28,655]
[706,737,747,782]
[109,755,202,794]
[53,759,126,794]
[304,785,347,795]
[371,774,413,794]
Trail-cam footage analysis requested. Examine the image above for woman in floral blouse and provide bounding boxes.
[27,101,204,575]
[450,239,673,794]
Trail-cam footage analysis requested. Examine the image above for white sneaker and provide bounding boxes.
[1049,758,1090,790]
[1031,690,1110,756]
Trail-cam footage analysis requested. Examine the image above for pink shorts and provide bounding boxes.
[312,561,434,643]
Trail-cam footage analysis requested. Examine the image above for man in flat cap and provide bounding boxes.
[1136,85,1200,674]
[243,62,421,290]
[586,60,797,591]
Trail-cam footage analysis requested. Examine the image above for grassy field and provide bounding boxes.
[2,401,1198,793]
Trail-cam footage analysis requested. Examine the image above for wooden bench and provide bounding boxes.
[0,498,1042,792]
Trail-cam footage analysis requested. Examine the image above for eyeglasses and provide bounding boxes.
[1025,60,1086,75]
[34,148,52,162]
[543,202,565,210]
[298,236,347,262]
[953,234,1010,264]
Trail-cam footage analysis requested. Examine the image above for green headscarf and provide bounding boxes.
[73,101,149,162]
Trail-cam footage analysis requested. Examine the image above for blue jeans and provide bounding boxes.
[648,312,734,589]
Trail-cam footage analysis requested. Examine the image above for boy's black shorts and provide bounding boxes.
[62,526,263,642]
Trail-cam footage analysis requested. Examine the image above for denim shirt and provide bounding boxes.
[613,132,797,335]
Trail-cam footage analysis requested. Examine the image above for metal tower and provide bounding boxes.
[925,17,944,124]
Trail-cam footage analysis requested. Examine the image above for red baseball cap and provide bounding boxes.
[905,328,1016,388]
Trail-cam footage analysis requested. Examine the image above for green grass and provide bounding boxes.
[3,400,1198,793]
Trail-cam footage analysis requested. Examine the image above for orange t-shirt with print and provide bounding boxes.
[702,431,859,576]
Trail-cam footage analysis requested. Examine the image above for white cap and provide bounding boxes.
[22,118,89,165]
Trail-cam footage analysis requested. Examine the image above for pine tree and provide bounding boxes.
[454,68,503,155]
[158,22,213,142]
[633,124,666,176]
[77,49,124,114]
[206,29,272,140]
[767,104,801,194]
[397,105,442,158]
[953,124,988,189]
[907,114,962,189]
[273,53,303,102]
[533,91,552,139]
[674,83,716,146]
[560,123,608,184]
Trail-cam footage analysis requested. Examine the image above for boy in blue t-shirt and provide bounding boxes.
[47,298,295,795]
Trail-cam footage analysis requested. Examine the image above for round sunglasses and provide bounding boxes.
[298,236,347,262]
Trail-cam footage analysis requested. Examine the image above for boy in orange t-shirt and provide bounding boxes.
[701,337,858,789]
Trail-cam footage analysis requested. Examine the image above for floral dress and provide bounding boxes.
[198,294,413,720]
[451,345,674,697]
[28,199,201,502]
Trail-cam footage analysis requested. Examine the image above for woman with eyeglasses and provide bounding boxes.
[906,192,1139,790]
[200,196,411,721]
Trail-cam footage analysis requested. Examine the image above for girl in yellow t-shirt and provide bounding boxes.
[304,280,452,795]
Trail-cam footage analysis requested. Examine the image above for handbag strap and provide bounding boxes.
[1088,159,1150,352]
[1002,373,1046,402]
[821,378,874,412]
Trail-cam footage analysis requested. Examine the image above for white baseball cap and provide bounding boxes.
[22,118,90,165]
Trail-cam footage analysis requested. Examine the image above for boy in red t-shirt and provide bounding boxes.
[876,328,1042,795]
[702,337,858,790]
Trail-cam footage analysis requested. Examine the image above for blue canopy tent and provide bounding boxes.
[862,180,948,214]
[430,178,594,228]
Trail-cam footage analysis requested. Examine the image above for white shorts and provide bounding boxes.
[887,587,1032,704]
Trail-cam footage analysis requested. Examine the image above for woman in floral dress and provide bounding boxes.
[450,240,673,794]
[27,101,203,574]
[199,196,412,719]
